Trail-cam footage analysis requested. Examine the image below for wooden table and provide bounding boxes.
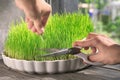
[0,59,120,80]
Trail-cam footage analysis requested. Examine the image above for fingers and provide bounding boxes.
[87,33,108,39]
[31,27,37,33]
[34,19,44,34]
[88,52,112,64]
[73,33,119,65]
[73,39,97,48]
[88,53,103,63]
[26,17,44,34]
[26,18,34,29]
[41,9,51,26]
[41,15,49,26]
[91,47,97,54]
[25,17,29,22]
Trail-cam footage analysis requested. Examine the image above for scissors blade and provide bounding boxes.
[42,49,69,57]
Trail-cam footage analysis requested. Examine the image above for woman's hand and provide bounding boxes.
[15,0,52,34]
[73,33,120,65]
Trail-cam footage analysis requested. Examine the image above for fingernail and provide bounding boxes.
[37,30,44,35]
[41,27,45,32]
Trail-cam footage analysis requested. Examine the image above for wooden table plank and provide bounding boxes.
[79,66,120,79]
[103,65,120,71]
[0,59,120,80]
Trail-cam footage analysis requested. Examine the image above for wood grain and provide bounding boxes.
[0,59,120,80]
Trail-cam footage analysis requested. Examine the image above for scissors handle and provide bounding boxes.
[74,53,104,66]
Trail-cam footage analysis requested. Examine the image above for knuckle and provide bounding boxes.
[42,8,52,16]
[46,3,52,12]
[48,5,52,12]
[92,36,101,46]
[87,34,91,38]
[94,36,101,42]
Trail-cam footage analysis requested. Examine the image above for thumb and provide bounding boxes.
[89,53,103,62]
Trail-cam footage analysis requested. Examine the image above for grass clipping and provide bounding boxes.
[4,13,94,61]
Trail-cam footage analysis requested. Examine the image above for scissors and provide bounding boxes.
[41,47,103,66]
